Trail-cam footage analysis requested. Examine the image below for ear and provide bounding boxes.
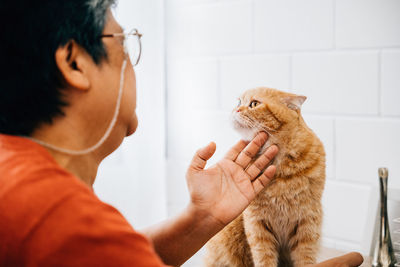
[55,40,91,91]
[282,95,307,110]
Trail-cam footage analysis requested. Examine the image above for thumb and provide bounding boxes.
[189,142,216,171]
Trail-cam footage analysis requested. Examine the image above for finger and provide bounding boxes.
[224,140,249,161]
[314,252,364,267]
[252,165,276,195]
[235,132,268,168]
[337,252,364,267]
[246,145,279,180]
[189,142,217,171]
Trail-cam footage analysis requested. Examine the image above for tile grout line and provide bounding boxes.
[332,0,336,49]
[176,0,250,9]
[303,112,400,120]
[175,47,400,61]
[251,0,255,54]
[327,178,375,188]
[163,0,170,160]
[216,58,222,110]
[162,0,171,215]
[332,118,337,180]
[377,50,382,117]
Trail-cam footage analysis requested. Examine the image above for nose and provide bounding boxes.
[237,107,243,113]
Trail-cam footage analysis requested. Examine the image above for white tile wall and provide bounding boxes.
[168,110,241,161]
[167,1,253,57]
[336,0,400,48]
[293,51,379,115]
[165,0,400,263]
[168,58,219,110]
[322,180,372,244]
[381,50,400,116]
[94,0,167,230]
[165,5,192,58]
[336,118,400,188]
[166,159,190,207]
[254,0,334,51]
[220,54,291,110]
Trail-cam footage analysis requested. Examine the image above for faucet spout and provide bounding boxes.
[371,168,397,267]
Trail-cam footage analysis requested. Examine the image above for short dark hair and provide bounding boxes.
[0,0,116,136]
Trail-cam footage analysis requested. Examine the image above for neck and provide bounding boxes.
[30,123,104,187]
[46,148,100,187]
[261,119,310,175]
[28,105,110,186]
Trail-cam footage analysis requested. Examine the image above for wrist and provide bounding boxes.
[143,203,227,266]
[186,202,226,235]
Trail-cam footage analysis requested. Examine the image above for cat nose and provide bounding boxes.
[237,107,243,112]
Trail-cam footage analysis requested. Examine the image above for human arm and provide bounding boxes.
[308,252,364,267]
[143,132,278,266]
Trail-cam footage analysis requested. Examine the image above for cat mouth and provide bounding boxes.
[231,113,251,130]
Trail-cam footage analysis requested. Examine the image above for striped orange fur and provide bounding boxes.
[205,87,326,267]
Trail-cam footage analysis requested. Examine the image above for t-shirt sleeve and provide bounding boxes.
[21,189,168,267]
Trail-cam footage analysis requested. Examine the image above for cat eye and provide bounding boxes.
[249,100,260,109]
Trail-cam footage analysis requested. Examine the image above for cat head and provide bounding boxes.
[231,87,306,140]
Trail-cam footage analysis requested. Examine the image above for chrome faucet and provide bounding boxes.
[371,168,397,267]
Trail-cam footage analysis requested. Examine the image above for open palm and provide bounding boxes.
[186,132,278,225]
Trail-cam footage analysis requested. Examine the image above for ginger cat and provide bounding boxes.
[205,87,326,267]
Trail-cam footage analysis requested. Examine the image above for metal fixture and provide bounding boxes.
[394,217,400,267]
[371,168,397,267]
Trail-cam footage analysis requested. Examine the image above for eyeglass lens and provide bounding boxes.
[125,35,140,66]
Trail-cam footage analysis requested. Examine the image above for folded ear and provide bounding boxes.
[282,95,307,110]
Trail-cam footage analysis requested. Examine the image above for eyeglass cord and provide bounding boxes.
[24,58,128,156]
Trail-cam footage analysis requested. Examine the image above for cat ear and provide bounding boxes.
[283,95,307,110]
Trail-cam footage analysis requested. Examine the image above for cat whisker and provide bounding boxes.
[237,114,299,136]
[236,114,277,135]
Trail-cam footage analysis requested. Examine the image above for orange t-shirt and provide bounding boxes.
[0,134,167,267]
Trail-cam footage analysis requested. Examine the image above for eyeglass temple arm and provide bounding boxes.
[101,31,142,38]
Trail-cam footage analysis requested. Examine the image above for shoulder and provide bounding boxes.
[0,167,166,266]
[22,186,166,266]
[0,136,166,266]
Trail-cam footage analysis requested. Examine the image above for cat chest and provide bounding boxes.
[256,178,312,212]
[248,191,307,225]
[245,180,319,239]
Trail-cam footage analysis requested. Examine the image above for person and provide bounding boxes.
[0,0,364,266]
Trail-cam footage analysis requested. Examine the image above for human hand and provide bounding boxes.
[186,132,278,226]
[307,252,364,267]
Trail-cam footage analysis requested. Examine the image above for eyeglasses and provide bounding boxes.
[101,28,142,66]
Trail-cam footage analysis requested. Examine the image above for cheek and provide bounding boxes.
[91,65,121,111]
[120,66,138,135]
[252,110,281,130]
[122,65,137,110]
